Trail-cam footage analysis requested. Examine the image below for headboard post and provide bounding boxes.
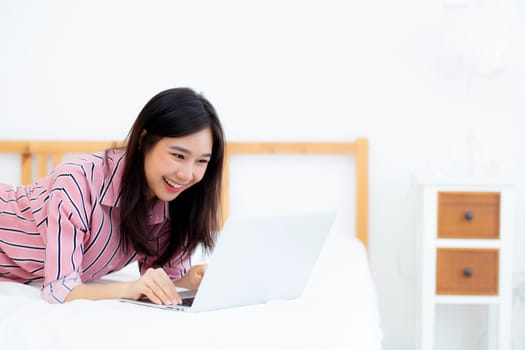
[355,138,369,249]
[21,151,32,185]
[221,150,231,226]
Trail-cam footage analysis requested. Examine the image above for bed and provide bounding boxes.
[0,139,382,350]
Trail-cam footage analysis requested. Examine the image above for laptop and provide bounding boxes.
[121,211,335,312]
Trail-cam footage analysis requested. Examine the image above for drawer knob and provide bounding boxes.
[465,211,474,220]
[463,267,473,277]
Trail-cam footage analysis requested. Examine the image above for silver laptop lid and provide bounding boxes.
[191,211,335,312]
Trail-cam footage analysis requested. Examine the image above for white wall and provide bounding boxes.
[1,1,524,349]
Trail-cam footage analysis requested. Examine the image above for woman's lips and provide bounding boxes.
[163,176,183,193]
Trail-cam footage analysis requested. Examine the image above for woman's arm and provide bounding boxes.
[64,267,182,305]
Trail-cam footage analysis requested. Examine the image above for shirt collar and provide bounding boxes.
[148,199,170,225]
[100,149,126,208]
[100,149,169,225]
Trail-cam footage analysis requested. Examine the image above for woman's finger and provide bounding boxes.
[147,268,181,304]
[152,275,181,305]
[142,285,162,304]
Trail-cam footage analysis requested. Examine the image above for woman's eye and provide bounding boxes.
[198,159,209,164]
[171,153,184,159]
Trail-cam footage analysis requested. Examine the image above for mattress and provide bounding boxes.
[0,231,382,350]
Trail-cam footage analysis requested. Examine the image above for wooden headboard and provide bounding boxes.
[0,139,369,248]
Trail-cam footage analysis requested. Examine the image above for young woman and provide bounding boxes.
[0,87,224,305]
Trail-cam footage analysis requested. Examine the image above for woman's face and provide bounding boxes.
[144,128,213,202]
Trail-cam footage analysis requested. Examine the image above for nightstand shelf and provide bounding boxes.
[434,296,500,305]
[435,239,501,248]
[415,178,513,350]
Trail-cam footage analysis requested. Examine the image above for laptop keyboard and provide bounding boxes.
[138,295,195,307]
[181,297,195,307]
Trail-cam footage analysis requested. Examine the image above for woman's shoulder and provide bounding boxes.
[49,148,126,184]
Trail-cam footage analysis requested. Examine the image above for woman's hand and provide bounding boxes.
[174,264,208,290]
[127,267,181,305]
[64,267,181,305]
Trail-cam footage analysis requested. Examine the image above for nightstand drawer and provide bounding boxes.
[437,192,500,239]
[436,248,499,295]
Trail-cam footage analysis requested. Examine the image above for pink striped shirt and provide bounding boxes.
[0,149,190,303]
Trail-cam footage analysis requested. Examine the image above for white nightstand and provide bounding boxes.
[415,178,513,350]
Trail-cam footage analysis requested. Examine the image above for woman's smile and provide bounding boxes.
[163,176,184,193]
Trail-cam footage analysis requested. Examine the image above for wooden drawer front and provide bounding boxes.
[437,192,500,239]
[436,249,499,295]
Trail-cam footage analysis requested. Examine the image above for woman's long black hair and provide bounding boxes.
[119,88,224,265]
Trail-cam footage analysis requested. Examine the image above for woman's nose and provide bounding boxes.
[176,163,193,182]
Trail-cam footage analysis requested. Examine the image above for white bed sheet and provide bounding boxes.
[0,232,382,350]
